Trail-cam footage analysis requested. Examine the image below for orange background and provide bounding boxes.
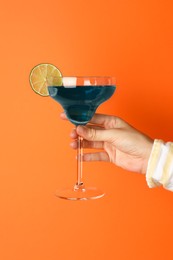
[0,0,173,259]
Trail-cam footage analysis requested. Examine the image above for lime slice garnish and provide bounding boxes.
[29,63,62,96]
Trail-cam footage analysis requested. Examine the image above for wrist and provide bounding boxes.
[141,138,154,174]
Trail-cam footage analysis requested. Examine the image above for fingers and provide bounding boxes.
[83,152,109,162]
[70,125,105,142]
[70,127,105,149]
[76,126,116,142]
[62,111,133,145]
[70,139,104,149]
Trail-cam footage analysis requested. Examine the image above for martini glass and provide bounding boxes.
[48,76,116,200]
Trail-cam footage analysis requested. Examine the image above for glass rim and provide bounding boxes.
[50,76,116,83]
[48,76,116,87]
[53,75,115,77]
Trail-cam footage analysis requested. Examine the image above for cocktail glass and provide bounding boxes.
[48,76,116,200]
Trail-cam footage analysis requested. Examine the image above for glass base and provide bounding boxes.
[55,183,105,201]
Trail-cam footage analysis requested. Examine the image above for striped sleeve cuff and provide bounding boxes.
[146,139,173,191]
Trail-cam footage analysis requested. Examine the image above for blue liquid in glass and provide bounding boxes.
[48,85,116,126]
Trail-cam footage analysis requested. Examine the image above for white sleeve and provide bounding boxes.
[146,139,173,191]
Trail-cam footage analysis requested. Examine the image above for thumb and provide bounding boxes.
[76,125,116,142]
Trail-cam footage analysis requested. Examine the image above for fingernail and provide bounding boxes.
[70,128,76,138]
[70,142,77,149]
[60,112,65,118]
[77,125,85,134]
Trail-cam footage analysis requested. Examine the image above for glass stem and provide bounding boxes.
[76,135,84,189]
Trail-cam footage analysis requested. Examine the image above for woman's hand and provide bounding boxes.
[61,112,153,174]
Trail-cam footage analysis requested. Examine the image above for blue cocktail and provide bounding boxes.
[48,77,116,200]
[48,85,115,125]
